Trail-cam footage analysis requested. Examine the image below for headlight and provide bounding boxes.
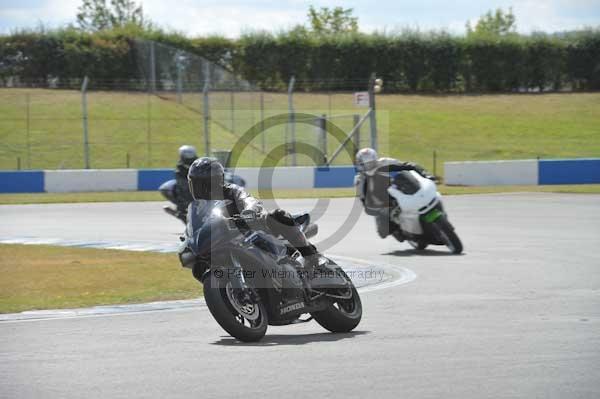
[178,249,196,269]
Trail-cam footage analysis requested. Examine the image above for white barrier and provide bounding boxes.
[231,167,314,189]
[6,166,334,193]
[444,160,538,186]
[45,169,137,193]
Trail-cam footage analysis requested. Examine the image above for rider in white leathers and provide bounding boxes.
[354,148,434,239]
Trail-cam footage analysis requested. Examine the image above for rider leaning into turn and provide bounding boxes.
[354,147,435,239]
[171,145,198,218]
[187,157,323,270]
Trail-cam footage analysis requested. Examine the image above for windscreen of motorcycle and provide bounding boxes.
[392,171,421,195]
[187,200,240,257]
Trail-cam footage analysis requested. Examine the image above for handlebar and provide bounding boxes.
[226,213,264,230]
[227,213,259,222]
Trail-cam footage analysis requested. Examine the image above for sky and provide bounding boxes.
[0,0,599,37]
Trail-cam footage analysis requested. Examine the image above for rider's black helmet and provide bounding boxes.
[188,157,225,200]
[178,145,198,166]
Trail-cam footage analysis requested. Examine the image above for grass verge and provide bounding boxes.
[0,244,200,313]
[1,185,600,205]
[1,90,599,170]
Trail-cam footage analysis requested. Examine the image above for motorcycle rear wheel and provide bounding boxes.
[203,272,268,342]
[311,270,362,333]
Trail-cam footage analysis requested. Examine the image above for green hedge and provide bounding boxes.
[1,27,599,92]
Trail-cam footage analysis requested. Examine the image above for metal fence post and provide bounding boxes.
[260,92,265,153]
[319,114,327,165]
[146,93,152,167]
[368,74,378,151]
[287,76,296,166]
[149,41,156,93]
[25,93,31,169]
[250,91,255,133]
[230,81,235,135]
[81,76,90,169]
[353,113,361,156]
[176,62,183,104]
[204,59,211,85]
[203,81,211,156]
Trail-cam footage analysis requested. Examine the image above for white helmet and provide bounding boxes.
[178,145,197,165]
[355,148,378,172]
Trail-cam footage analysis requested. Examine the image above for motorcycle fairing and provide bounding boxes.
[388,171,441,235]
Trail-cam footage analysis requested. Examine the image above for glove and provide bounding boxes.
[241,209,258,219]
[268,208,296,226]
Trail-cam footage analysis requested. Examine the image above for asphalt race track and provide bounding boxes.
[1,193,599,398]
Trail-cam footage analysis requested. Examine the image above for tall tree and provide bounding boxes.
[466,8,517,37]
[77,0,147,31]
[307,6,359,35]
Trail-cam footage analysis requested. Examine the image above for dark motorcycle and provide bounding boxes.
[160,171,246,223]
[178,200,362,342]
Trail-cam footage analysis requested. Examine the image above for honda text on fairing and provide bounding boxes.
[387,170,463,254]
[177,200,362,342]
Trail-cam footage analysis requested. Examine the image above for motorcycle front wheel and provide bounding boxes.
[203,272,268,342]
[433,218,463,254]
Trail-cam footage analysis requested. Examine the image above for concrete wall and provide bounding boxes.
[538,159,600,185]
[232,167,315,189]
[138,169,175,191]
[0,166,357,193]
[445,160,539,186]
[314,166,356,188]
[445,158,600,186]
[2,159,598,193]
[45,170,137,193]
[0,171,44,193]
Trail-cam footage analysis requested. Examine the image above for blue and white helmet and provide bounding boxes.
[355,148,378,172]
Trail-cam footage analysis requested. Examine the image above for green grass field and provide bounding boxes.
[1,89,598,172]
[0,244,200,313]
[1,185,599,205]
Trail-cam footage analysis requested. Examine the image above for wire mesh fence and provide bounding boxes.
[0,39,378,170]
[0,87,376,170]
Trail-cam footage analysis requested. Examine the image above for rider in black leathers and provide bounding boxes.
[163,145,198,222]
[173,145,198,215]
[187,157,322,268]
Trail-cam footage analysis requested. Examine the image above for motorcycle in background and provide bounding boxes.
[387,170,463,254]
[160,170,246,223]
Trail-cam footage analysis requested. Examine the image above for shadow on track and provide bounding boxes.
[212,330,370,346]
[383,249,464,257]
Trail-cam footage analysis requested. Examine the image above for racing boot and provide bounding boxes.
[163,205,178,217]
[300,245,347,290]
[163,205,187,223]
[375,212,392,238]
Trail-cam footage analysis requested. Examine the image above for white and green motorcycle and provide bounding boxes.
[387,171,463,254]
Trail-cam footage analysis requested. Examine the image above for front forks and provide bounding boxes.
[228,253,260,305]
